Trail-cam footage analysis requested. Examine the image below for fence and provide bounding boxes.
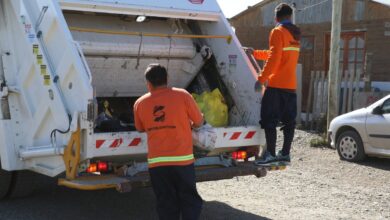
[305,70,363,130]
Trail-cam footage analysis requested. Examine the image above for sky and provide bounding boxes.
[216,0,262,18]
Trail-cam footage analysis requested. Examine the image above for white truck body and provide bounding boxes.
[0,0,264,181]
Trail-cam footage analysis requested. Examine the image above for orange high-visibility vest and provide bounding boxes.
[254,25,300,90]
[134,87,203,168]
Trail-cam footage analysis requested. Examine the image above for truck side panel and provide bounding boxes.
[0,0,92,175]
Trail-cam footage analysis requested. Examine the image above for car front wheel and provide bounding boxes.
[336,130,366,162]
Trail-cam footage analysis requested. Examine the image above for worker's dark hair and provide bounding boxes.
[144,63,168,87]
[275,3,293,20]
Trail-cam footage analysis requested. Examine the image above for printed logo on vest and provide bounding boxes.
[153,106,166,122]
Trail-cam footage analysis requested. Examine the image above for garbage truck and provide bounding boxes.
[0,0,279,199]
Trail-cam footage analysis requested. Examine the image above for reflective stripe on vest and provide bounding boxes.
[148,154,194,164]
[282,47,300,52]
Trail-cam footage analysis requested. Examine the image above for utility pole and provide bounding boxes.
[327,0,343,131]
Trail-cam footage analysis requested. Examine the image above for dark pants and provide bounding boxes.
[260,87,297,157]
[149,164,203,220]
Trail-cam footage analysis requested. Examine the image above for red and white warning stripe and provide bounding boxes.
[96,138,123,149]
[127,137,142,147]
[96,137,143,149]
[223,131,257,141]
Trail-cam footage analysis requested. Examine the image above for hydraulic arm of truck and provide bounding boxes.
[63,123,81,180]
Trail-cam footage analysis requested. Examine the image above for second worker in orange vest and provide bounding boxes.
[134,64,204,220]
[253,3,301,165]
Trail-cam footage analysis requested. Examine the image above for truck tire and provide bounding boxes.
[0,164,12,200]
[7,170,36,198]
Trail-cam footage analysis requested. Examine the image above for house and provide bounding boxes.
[230,0,390,109]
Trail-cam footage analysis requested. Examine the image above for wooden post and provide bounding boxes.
[323,71,328,114]
[316,71,326,131]
[347,71,355,112]
[327,0,343,132]
[296,64,302,125]
[311,71,320,130]
[364,53,373,92]
[341,72,348,114]
[306,71,314,128]
[318,71,326,115]
[354,69,362,109]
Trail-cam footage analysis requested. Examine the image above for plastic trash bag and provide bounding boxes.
[192,123,217,151]
[192,89,228,127]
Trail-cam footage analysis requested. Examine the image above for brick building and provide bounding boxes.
[230,0,390,108]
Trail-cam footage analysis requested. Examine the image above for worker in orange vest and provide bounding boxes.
[134,64,204,220]
[252,3,301,165]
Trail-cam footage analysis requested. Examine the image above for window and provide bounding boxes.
[325,32,366,77]
[382,99,390,114]
[301,36,314,50]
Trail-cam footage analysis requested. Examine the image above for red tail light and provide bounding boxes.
[86,162,108,173]
[97,162,108,172]
[232,151,247,160]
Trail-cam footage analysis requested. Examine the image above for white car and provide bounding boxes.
[329,94,390,161]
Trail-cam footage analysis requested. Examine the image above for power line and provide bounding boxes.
[296,0,330,12]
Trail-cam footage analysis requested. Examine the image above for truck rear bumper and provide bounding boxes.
[87,126,264,159]
[58,162,267,192]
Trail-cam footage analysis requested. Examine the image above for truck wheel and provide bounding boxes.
[336,130,366,162]
[0,164,12,200]
[8,170,36,198]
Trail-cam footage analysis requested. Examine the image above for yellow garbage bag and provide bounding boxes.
[192,88,228,127]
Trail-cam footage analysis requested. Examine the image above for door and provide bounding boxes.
[365,98,390,150]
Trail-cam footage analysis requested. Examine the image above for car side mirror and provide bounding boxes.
[372,106,383,115]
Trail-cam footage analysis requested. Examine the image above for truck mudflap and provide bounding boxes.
[58,162,269,192]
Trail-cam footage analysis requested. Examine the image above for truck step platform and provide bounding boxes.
[58,175,129,191]
[58,162,267,192]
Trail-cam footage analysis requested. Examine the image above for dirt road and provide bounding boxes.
[199,130,390,220]
[0,130,389,220]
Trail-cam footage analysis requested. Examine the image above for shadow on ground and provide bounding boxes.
[357,157,390,171]
[0,177,269,220]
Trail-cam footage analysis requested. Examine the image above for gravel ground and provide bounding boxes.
[198,129,390,220]
[0,129,389,220]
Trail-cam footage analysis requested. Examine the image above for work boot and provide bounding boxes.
[254,151,277,165]
[276,150,291,162]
